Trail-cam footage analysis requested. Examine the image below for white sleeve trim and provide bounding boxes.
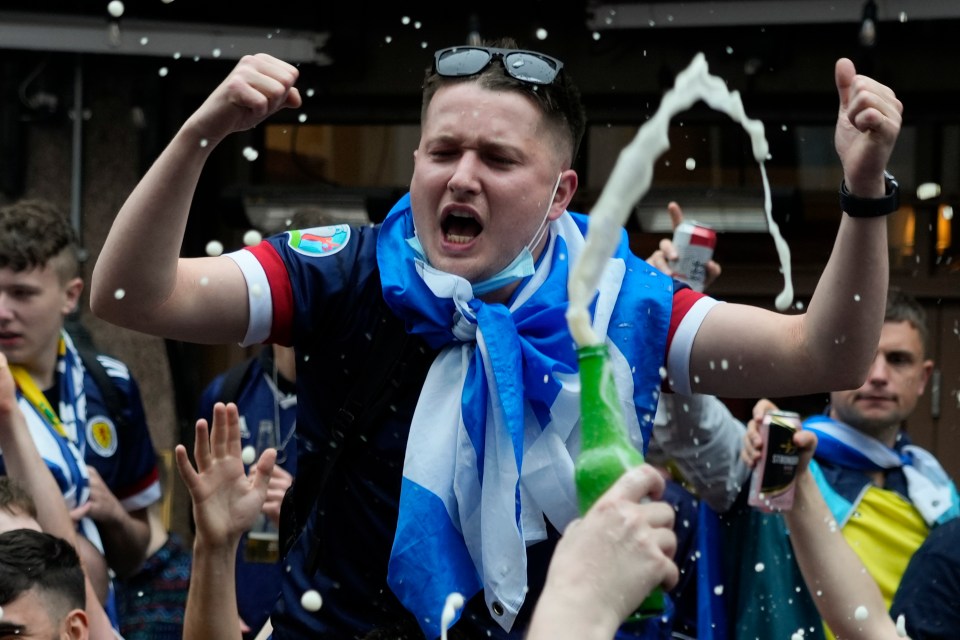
[225,249,273,347]
[667,297,723,395]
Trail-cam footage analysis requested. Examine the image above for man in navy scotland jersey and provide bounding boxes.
[92,39,902,639]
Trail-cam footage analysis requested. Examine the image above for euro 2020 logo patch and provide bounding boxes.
[86,416,118,457]
[287,224,350,257]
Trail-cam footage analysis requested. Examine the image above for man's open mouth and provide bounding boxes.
[442,210,483,245]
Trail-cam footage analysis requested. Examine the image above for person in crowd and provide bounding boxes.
[197,342,296,637]
[0,198,162,596]
[90,38,900,638]
[0,529,93,640]
[0,351,116,638]
[737,288,959,638]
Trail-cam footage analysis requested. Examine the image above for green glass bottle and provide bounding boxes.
[574,343,665,618]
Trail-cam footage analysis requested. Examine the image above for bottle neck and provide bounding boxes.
[577,344,636,451]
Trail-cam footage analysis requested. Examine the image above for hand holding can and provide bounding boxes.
[747,411,802,512]
[668,220,716,292]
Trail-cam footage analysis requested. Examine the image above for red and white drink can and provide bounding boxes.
[748,410,802,512]
[669,220,716,292]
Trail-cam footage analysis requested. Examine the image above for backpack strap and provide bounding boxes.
[71,336,131,433]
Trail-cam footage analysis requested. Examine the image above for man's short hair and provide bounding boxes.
[0,477,38,521]
[421,37,587,167]
[0,529,86,617]
[0,199,81,282]
[886,287,929,357]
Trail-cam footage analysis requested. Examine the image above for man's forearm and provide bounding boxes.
[184,536,244,640]
[801,214,888,390]
[97,506,151,578]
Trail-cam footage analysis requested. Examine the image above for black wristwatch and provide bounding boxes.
[839,171,900,217]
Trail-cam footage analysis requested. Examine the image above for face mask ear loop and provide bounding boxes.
[526,172,563,254]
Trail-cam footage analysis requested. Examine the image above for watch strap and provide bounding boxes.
[839,172,900,218]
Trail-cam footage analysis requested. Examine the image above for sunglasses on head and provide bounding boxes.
[433,46,564,86]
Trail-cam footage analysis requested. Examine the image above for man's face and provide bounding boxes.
[0,263,81,376]
[830,320,933,441]
[409,83,574,298]
[0,587,81,640]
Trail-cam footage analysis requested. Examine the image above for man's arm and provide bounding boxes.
[176,402,276,640]
[0,354,117,638]
[652,393,750,512]
[688,58,900,398]
[90,54,302,344]
[83,467,151,578]
[782,430,900,640]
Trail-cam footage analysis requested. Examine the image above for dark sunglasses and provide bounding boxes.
[433,46,564,86]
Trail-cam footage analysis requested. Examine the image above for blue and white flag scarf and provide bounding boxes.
[9,331,104,551]
[805,414,958,526]
[378,194,672,638]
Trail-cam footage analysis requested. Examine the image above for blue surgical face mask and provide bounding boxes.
[408,173,563,297]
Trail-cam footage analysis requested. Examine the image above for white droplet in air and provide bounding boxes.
[199,276,210,286]
[543,374,549,384]
[592,31,601,41]
[713,585,724,596]
[114,288,126,300]
[413,21,422,29]
[755,562,765,572]
[791,633,803,640]
[243,229,263,246]
[536,28,548,40]
[158,67,169,77]
[440,592,465,640]
[895,613,908,636]
[205,240,224,257]
[300,589,323,611]
[401,16,411,25]
[721,359,729,370]
[685,157,696,170]
[199,138,208,148]
[298,113,307,123]
[899,11,908,22]
[385,35,393,43]
[173,52,181,59]
[212,48,222,58]
[726,46,734,54]
[854,605,869,621]
[107,0,124,18]
[853,293,861,302]
[242,146,259,161]
[241,445,256,465]
[161,0,175,4]
[306,88,315,97]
